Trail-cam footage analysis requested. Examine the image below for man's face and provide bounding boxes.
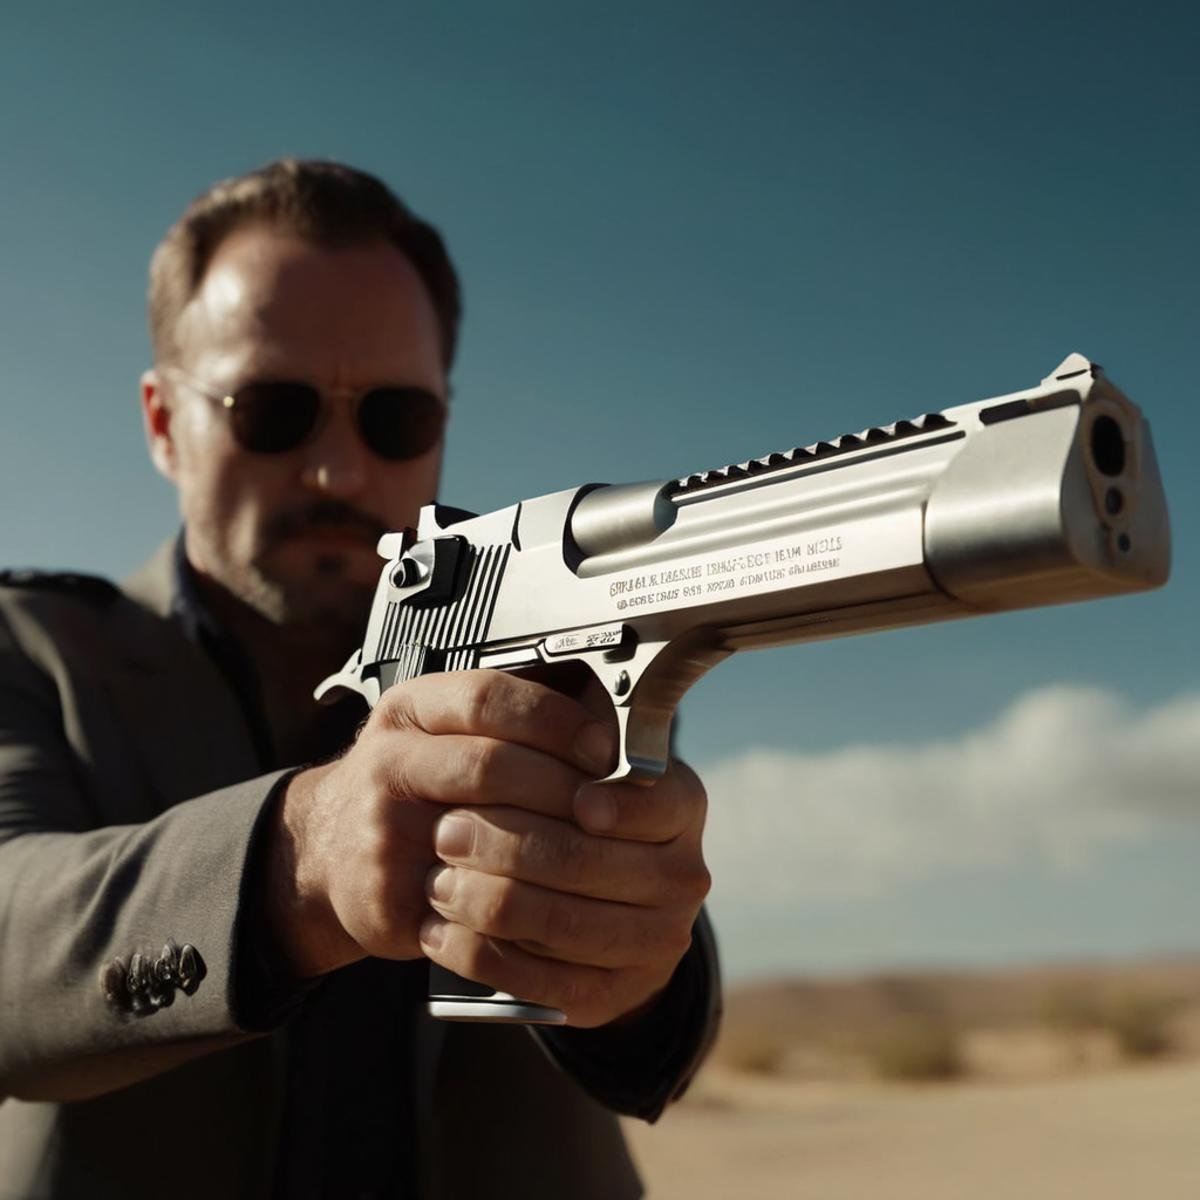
[143,225,448,634]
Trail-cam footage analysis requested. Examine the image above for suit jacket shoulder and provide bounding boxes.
[0,550,292,1194]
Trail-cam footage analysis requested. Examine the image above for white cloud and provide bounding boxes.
[699,686,1200,904]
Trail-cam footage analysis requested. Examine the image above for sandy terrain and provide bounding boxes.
[623,1059,1200,1199]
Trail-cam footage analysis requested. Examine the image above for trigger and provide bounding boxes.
[606,704,671,784]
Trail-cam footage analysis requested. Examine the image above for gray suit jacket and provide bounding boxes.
[0,547,719,1198]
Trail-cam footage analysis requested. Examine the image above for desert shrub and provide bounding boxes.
[1103,992,1175,1060]
[866,1016,965,1082]
[1041,982,1178,1061]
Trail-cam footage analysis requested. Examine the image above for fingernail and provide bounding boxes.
[435,814,474,859]
[577,722,616,774]
[419,915,445,951]
[575,784,617,832]
[426,865,456,903]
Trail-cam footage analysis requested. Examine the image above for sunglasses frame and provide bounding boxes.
[162,365,447,461]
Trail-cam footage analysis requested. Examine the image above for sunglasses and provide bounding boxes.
[164,367,446,461]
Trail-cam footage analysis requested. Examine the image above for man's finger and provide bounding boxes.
[572,759,707,844]
[386,733,586,819]
[425,865,693,968]
[418,917,662,1028]
[432,807,711,909]
[377,670,616,776]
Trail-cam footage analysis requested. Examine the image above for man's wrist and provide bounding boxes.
[263,764,363,979]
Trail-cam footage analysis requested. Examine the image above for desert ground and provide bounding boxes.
[623,958,1200,1199]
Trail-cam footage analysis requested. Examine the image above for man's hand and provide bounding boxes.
[265,670,711,1027]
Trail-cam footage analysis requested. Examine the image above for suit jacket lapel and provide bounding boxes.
[109,541,260,810]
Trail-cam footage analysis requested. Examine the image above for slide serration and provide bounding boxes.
[670,411,956,497]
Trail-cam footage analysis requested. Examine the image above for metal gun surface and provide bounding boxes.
[319,352,1170,783]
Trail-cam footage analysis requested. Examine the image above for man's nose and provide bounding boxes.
[299,409,368,498]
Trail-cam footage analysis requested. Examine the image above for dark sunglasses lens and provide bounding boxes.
[230,383,320,453]
[358,389,446,460]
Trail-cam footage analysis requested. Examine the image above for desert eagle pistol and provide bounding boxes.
[318,353,1171,1023]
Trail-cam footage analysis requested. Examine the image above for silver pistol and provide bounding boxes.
[318,352,1171,1022]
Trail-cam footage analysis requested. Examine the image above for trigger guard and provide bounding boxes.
[527,646,673,785]
[314,650,382,709]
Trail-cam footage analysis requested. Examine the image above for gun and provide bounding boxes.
[318,352,1170,1023]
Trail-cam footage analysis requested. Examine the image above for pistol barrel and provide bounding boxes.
[563,354,1169,650]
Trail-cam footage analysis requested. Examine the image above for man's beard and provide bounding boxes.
[237,554,372,632]
[214,500,389,643]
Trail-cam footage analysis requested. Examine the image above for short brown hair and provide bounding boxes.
[148,158,462,368]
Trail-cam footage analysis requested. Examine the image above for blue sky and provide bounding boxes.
[1,1,1196,978]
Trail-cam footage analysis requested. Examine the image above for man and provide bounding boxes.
[0,160,719,1198]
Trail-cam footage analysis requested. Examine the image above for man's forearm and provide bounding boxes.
[0,776,289,1100]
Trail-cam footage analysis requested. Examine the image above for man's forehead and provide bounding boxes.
[204,225,410,287]
[174,224,444,382]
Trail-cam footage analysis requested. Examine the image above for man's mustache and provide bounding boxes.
[263,502,389,548]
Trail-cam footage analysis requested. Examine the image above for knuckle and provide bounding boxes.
[481,882,519,935]
[458,933,491,981]
[370,757,401,802]
[395,759,426,805]
[518,822,583,883]
[680,759,706,797]
[376,684,415,731]
[353,724,408,794]
[666,851,711,905]
[461,671,503,731]
[524,686,564,731]
[549,825,589,886]
[463,738,504,795]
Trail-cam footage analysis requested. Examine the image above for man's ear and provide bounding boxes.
[140,369,178,482]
